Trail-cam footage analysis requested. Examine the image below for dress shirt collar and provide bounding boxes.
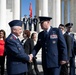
[45,26,51,33]
[12,34,18,39]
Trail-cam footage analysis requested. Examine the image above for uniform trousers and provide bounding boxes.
[33,58,39,75]
[24,23,27,30]
[60,63,68,75]
[29,24,32,31]
[24,63,33,75]
[69,57,75,75]
[43,67,60,75]
[34,24,37,31]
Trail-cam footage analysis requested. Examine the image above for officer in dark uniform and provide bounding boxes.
[33,15,38,31]
[59,24,71,75]
[5,20,32,75]
[65,23,75,75]
[23,15,28,30]
[28,15,33,31]
[30,16,68,75]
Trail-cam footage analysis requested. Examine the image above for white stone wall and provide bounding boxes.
[0,0,21,37]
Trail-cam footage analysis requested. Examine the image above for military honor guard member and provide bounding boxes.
[5,20,32,75]
[29,16,68,75]
[28,15,33,31]
[33,15,38,31]
[23,15,28,30]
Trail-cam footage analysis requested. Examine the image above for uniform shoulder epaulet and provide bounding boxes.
[10,36,13,40]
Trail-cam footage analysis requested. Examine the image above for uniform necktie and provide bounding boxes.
[44,31,48,39]
[17,38,23,45]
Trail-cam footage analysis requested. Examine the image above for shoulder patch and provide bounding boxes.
[10,36,16,40]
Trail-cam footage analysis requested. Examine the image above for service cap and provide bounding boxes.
[65,23,73,28]
[9,20,22,27]
[38,16,52,23]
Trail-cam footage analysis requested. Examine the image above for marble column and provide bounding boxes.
[64,0,68,24]
[36,0,39,16]
[56,0,61,27]
[13,0,21,19]
[0,0,6,31]
[42,0,48,16]
[52,0,61,27]
[70,0,76,32]
[36,0,61,31]
[36,0,43,32]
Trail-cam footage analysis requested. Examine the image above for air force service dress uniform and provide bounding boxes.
[5,20,30,75]
[32,17,68,75]
[65,23,75,75]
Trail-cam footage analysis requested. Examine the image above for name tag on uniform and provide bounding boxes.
[50,34,58,39]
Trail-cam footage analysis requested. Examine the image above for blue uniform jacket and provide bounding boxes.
[5,34,29,74]
[32,27,67,68]
[65,32,75,57]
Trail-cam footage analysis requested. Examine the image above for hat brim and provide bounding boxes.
[65,23,73,28]
[39,16,52,23]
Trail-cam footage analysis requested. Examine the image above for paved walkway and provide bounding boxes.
[2,63,76,75]
[3,56,76,75]
[4,63,43,75]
